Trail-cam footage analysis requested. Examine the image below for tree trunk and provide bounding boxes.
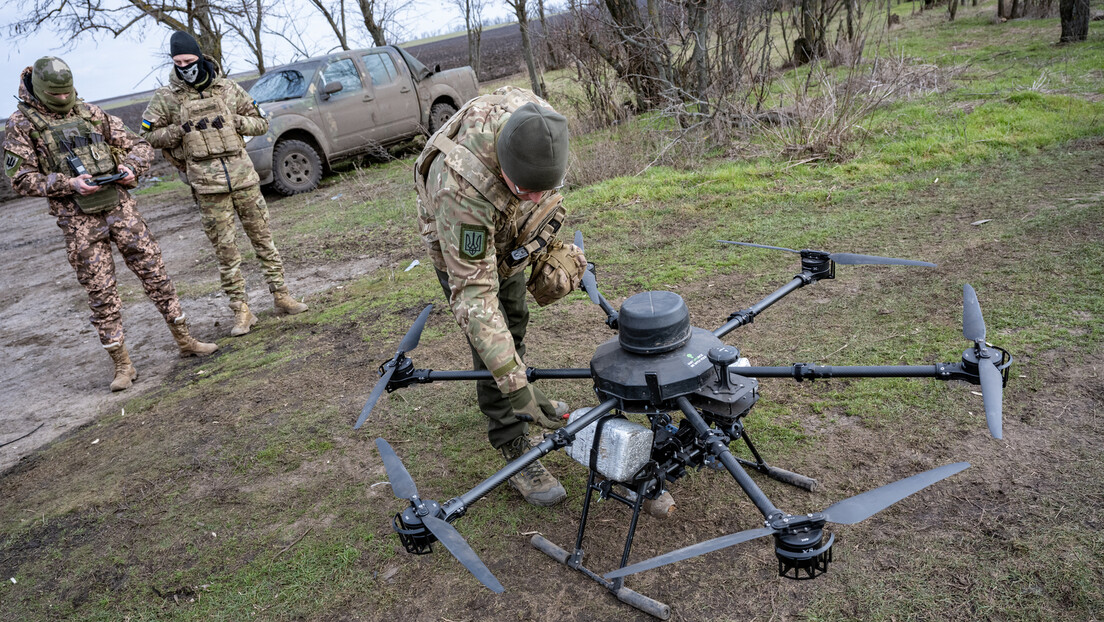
[510,0,543,97]
[687,0,709,115]
[949,0,959,21]
[1059,0,1090,42]
[357,0,388,46]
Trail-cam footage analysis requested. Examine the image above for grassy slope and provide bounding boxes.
[1,5,1102,622]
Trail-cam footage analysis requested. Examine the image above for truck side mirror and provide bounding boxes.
[321,81,344,100]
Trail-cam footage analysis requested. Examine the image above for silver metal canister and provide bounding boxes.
[565,408,654,483]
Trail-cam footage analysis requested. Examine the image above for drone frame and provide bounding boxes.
[361,234,1011,619]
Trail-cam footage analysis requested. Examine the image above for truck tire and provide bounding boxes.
[271,139,323,195]
[429,102,458,134]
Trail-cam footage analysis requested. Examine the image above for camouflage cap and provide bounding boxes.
[495,103,568,192]
[31,56,77,114]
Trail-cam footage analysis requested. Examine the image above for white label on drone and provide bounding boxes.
[685,352,708,369]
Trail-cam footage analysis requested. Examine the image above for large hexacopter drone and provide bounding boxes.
[355,233,1010,620]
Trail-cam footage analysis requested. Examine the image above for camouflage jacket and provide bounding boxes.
[3,66,153,217]
[416,86,566,394]
[139,57,268,194]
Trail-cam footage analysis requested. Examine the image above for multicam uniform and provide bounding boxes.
[3,66,182,346]
[416,86,576,448]
[139,58,286,304]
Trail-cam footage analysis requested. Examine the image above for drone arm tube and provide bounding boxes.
[676,397,781,520]
[714,275,810,339]
[737,363,959,381]
[448,399,621,515]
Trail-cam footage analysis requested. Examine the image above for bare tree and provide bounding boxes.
[8,0,228,64]
[225,0,267,74]
[307,0,352,51]
[505,0,544,97]
[453,0,489,77]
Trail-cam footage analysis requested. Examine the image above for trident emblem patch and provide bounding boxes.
[460,224,488,260]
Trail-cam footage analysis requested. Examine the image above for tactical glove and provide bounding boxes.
[507,384,566,430]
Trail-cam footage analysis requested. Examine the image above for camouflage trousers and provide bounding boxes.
[56,194,182,345]
[437,268,530,449]
[195,185,285,304]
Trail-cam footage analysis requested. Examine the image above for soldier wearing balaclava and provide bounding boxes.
[3,56,218,391]
[140,32,310,337]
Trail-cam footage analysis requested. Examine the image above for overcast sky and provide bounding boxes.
[1,1,512,105]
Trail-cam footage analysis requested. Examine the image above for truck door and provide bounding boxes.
[316,57,374,155]
[360,50,422,140]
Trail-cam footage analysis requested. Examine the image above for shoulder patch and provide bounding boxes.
[141,119,152,131]
[4,151,24,178]
[459,223,489,260]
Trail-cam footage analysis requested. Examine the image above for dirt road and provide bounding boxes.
[0,183,380,473]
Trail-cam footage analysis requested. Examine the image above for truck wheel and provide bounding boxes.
[429,102,458,134]
[271,139,322,195]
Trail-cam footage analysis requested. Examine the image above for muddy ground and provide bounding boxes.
[0,173,380,473]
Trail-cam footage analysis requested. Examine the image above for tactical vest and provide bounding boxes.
[18,102,121,214]
[178,95,244,161]
[415,88,565,279]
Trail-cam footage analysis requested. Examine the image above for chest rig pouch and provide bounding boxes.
[415,87,566,280]
[178,95,243,161]
[19,103,120,214]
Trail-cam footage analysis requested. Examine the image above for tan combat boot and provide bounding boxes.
[104,341,138,392]
[272,287,308,315]
[228,301,258,336]
[500,436,567,507]
[168,316,219,357]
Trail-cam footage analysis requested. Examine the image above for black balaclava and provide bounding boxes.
[170,31,214,91]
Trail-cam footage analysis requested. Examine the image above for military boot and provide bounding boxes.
[168,317,219,357]
[272,287,308,315]
[104,341,138,392]
[229,301,258,336]
[500,436,567,507]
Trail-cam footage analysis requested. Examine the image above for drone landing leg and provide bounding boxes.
[530,471,672,620]
[735,429,819,492]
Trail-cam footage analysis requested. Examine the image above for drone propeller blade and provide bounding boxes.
[423,514,505,593]
[375,437,419,500]
[822,462,970,525]
[396,304,434,356]
[962,284,986,342]
[829,253,936,267]
[718,240,799,254]
[354,366,396,429]
[603,526,774,579]
[978,359,1004,439]
[719,240,935,267]
[961,284,1003,439]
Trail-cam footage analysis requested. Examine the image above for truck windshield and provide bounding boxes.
[250,69,311,103]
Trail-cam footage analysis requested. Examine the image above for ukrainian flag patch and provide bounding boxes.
[141,119,152,131]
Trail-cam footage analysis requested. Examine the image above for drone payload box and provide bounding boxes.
[565,408,653,482]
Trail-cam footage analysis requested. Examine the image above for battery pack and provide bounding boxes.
[565,408,653,483]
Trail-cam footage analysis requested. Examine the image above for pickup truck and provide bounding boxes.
[246,45,478,195]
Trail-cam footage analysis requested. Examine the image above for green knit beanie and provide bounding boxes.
[495,102,569,192]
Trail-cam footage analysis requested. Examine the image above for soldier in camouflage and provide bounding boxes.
[4,57,218,392]
[415,86,587,506]
[139,31,308,337]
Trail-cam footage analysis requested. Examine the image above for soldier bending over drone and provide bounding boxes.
[414,86,587,506]
[3,56,218,392]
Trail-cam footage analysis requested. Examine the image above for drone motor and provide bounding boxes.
[775,529,834,580]
[393,500,442,555]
